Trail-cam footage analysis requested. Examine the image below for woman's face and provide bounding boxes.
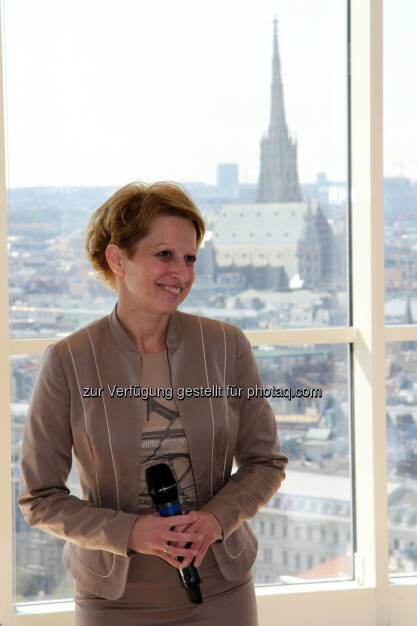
[119,214,197,316]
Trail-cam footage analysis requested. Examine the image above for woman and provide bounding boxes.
[18,182,288,625]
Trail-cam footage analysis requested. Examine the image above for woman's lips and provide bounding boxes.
[157,283,182,295]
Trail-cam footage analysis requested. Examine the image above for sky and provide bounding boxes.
[1,0,415,189]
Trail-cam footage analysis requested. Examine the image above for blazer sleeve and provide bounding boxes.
[202,326,288,539]
[17,344,138,556]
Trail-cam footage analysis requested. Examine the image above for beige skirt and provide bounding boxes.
[74,547,258,626]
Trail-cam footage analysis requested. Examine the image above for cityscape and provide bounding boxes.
[10,19,417,601]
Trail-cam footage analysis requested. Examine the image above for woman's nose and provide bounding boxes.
[170,259,190,283]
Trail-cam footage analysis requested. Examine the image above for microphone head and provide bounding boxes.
[145,463,179,506]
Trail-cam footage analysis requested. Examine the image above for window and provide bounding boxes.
[384,0,417,583]
[386,342,417,576]
[264,548,273,565]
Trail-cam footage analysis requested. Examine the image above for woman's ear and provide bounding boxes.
[105,243,125,278]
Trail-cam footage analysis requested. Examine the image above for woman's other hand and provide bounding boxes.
[172,510,222,568]
[127,512,203,569]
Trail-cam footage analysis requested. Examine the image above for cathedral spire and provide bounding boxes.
[256,18,302,203]
[270,16,285,129]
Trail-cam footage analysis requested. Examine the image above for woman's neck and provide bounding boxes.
[115,300,170,354]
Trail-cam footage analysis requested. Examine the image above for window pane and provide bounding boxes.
[8,197,117,338]
[4,0,348,337]
[250,344,353,584]
[12,355,80,601]
[386,342,417,578]
[384,0,417,323]
[13,343,353,599]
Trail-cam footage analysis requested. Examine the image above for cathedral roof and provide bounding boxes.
[212,201,318,279]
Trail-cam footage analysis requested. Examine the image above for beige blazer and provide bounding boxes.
[18,304,288,600]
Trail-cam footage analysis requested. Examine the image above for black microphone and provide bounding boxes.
[145,463,203,604]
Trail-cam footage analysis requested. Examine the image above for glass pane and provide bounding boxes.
[13,343,353,599]
[384,0,417,324]
[249,343,353,584]
[386,342,417,578]
[12,355,81,601]
[4,0,348,337]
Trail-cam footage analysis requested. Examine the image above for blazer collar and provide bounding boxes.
[108,302,181,360]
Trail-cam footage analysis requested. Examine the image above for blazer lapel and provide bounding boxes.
[167,312,231,508]
[80,310,144,513]
[91,343,143,513]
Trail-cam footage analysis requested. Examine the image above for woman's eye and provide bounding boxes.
[156,251,196,264]
[157,250,171,259]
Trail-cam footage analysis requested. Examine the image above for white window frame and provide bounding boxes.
[1,0,416,624]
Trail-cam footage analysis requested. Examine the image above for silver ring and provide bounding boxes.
[164,544,169,554]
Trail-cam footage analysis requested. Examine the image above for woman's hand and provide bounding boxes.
[171,510,222,568]
[127,512,203,569]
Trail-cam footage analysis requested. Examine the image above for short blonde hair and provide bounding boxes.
[85,181,206,290]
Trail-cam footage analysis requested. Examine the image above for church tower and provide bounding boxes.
[256,18,302,203]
